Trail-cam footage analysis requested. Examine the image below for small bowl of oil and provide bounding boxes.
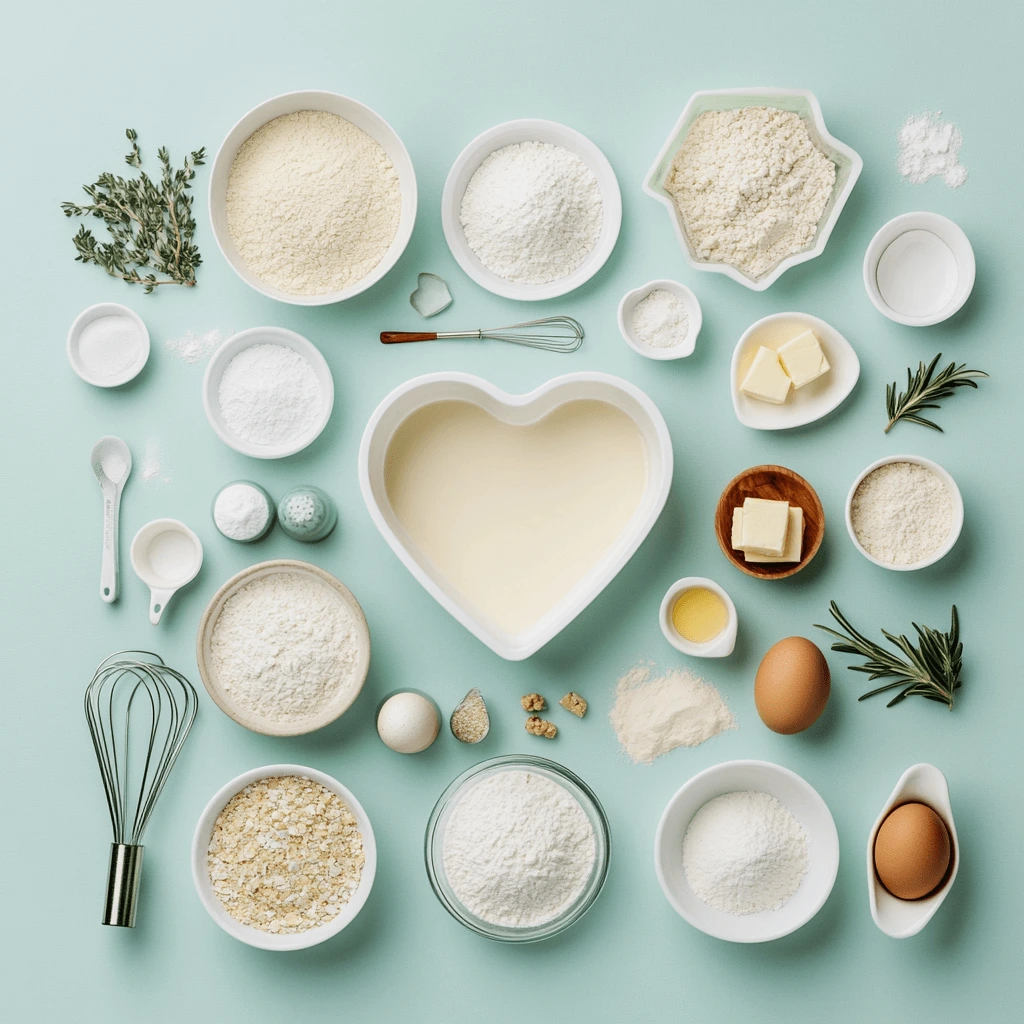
[659,577,737,658]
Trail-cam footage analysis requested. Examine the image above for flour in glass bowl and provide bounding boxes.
[217,343,323,446]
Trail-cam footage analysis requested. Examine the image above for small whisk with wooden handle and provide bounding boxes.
[84,651,197,927]
[381,316,584,353]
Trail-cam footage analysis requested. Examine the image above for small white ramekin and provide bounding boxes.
[659,577,737,657]
[845,454,964,571]
[67,303,150,387]
[192,765,376,951]
[441,118,621,301]
[617,279,702,360]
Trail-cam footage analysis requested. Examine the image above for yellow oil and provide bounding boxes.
[671,587,728,644]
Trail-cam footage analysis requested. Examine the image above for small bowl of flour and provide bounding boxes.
[618,279,702,359]
[426,756,610,941]
[655,759,839,943]
[441,119,622,301]
[846,455,963,571]
[196,560,371,736]
[203,326,334,459]
[209,90,416,305]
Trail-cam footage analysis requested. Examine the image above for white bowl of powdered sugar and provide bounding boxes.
[655,760,839,943]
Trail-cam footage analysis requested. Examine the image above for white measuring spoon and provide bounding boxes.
[90,436,132,603]
[130,519,203,624]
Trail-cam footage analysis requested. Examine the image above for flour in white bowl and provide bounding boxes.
[442,770,596,928]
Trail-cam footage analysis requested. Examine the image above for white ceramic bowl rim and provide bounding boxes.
[643,88,863,291]
[617,279,703,361]
[862,211,976,326]
[202,326,335,459]
[358,371,673,660]
[191,764,377,951]
[440,118,622,301]
[845,454,964,570]
[67,302,150,387]
[208,89,417,306]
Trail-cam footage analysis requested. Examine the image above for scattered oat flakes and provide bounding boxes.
[450,688,489,743]
[521,692,546,712]
[207,775,364,934]
[525,716,557,739]
[560,692,588,717]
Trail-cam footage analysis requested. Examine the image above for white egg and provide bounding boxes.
[376,692,440,754]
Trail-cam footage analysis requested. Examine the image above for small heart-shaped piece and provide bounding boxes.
[409,273,453,318]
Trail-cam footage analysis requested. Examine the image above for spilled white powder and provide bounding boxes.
[897,113,967,188]
[610,663,736,764]
[165,328,230,365]
[443,770,596,928]
[850,461,953,565]
[631,289,689,349]
[460,141,603,285]
[683,791,809,915]
[140,440,169,485]
[210,572,362,721]
[217,344,323,446]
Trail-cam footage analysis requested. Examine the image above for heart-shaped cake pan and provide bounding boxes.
[359,372,673,660]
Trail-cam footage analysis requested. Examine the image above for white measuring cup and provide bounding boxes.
[130,519,204,624]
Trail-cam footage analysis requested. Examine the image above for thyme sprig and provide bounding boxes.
[885,353,988,433]
[62,129,206,292]
[815,601,962,709]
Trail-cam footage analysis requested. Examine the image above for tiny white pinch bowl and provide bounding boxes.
[202,326,334,459]
[730,311,860,431]
[863,212,975,326]
[129,518,203,625]
[359,371,673,661]
[617,280,702,360]
[441,118,622,301]
[845,454,963,570]
[659,577,736,658]
[867,763,958,939]
[192,764,377,951]
[209,90,417,305]
[67,303,150,387]
[654,760,839,943]
[643,88,863,291]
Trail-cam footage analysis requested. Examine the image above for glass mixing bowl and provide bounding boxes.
[424,755,610,942]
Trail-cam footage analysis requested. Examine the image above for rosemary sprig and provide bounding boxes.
[885,353,988,433]
[62,129,206,292]
[814,601,962,709]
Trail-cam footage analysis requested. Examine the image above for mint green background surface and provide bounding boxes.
[4,2,1020,1020]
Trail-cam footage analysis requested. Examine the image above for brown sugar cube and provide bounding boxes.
[521,693,546,712]
[559,692,587,718]
[525,716,557,739]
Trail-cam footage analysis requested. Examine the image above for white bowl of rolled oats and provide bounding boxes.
[192,765,376,950]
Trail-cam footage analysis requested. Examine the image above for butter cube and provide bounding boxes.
[778,330,830,389]
[740,346,792,405]
[731,507,743,549]
[744,507,804,562]
[739,498,790,556]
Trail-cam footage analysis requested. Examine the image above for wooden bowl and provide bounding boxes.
[196,560,371,735]
[714,465,824,580]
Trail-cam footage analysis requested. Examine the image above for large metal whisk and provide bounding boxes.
[381,316,584,353]
[84,651,198,927]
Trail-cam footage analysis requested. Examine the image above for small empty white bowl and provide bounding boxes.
[867,763,958,939]
[208,90,417,306]
[643,88,862,291]
[192,764,377,951]
[203,326,335,459]
[655,760,839,943]
[845,454,964,571]
[863,213,975,326]
[67,303,150,387]
[731,312,860,431]
[441,118,622,301]
[130,518,203,624]
[659,577,736,657]
[618,280,702,360]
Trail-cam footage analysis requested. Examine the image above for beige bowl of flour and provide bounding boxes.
[209,90,417,305]
[196,560,371,735]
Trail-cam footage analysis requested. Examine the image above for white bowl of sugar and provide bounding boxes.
[618,279,702,360]
[67,303,149,387]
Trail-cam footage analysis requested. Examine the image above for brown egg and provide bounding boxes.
[874,802,951,900]
[754,636,830,734]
